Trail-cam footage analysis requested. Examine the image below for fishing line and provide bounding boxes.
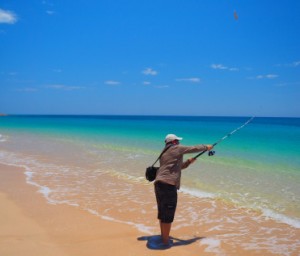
[193,116,255,159]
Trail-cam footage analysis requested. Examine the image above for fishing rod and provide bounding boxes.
[193,116,255,159]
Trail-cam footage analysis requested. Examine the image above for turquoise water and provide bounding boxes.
[0,115,300,228]
[1,115,299,168]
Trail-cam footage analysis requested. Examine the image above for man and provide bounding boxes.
[154,134,213,247]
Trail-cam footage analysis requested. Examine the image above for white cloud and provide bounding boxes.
[256,74,278,79]
[0,9,18,24]
[265,74,278,79]
[45,84,85,90]
[105,80,120,85]
[143,81,151,85]
[211,64,239,71]
[46,10,55,15]
[176,78,201,83]
[256,75,264,79]
[275,61,300,68]
[211,64,227,70]
[142,68,158,76]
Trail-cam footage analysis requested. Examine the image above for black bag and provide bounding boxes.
[145,145,172,182]
[145,166,159,182]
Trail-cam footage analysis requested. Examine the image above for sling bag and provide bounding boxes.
[145,145,172,182]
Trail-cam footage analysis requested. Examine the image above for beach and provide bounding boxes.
[1,163,183,256]
[1,0,299,253]
[0,164,139,256]
[1,163,299,256]
[0,115,300,255]
[0,163,238,256]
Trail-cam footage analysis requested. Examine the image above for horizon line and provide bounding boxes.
[1,114,299,118]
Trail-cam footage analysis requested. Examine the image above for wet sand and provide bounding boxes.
[1,163,299,256]
[0,163,208,256]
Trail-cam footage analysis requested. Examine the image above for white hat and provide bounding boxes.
[165,134,183,143]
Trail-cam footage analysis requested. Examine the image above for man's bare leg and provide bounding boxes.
[159,220,162,235]
[160,221,172,245]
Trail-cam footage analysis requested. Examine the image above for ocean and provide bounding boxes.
[0,115,299,254]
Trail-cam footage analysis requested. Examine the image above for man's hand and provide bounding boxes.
[189,158,196,164]
[206,145,213,151]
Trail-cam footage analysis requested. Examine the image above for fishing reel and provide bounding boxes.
[208,151,215,156]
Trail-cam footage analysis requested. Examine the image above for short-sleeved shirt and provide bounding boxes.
[155,144,206,189]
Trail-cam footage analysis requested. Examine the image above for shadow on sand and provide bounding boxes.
[137,235,205,250]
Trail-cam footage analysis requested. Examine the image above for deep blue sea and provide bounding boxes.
[0,115,299,254]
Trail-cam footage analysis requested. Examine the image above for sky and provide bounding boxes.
[0,0,299,117]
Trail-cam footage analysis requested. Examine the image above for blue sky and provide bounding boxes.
[0,1,299,117]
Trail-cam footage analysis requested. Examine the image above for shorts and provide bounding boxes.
[154,181,177,223]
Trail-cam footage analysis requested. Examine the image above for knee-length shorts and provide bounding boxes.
[154,181,177,223]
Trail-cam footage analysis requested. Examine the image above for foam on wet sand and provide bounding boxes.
[0,163,229,256]
[1,162,300,255]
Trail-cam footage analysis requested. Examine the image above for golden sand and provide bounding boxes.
[0,164,208,255]
[1,163,298,255]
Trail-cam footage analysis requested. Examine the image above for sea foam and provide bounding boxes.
[180,186,216,199]
[200,238,225,256]
[261,208,300,229]
[0,134,7,142]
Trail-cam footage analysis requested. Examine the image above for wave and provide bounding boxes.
[0,134,7,142]
[0,150,300,231]
[86,209,155,235]
[180,183,300,230]
[180,186,216,199]
[261,208,300,229]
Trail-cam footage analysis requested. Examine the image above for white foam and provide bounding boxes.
[200,238,225,256]
[101,215,115,221]
[1,149,300,235]
[261,208,300,229]
[24,170,57,205]
[126,153,142,159]
[38,186,52,198]
[180,186,216,199]
[0,134,7,142]
[182,179,300,230]
[87,209,100,216]
[86,208,154,234]
[134,223,154,234]
[0,153,75,206]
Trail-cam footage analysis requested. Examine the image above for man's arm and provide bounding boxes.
[181,158,195,169]
[181,144,213,169]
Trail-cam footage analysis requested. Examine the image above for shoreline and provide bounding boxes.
[0,163,210,255]
[1,162,300,255]
[0,164,151,255]
[1,114,299,255]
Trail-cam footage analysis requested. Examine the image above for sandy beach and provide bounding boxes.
[0,163,212,256]
[1,161,299,256]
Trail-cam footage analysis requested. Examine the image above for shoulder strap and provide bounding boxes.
[152,145,172,167]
